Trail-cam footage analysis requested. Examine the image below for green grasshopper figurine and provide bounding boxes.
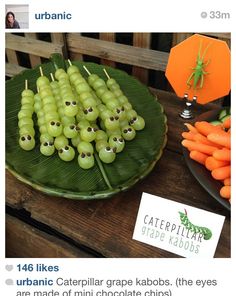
[187,41,212,90]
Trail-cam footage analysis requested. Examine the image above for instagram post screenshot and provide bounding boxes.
[1,0,234,295]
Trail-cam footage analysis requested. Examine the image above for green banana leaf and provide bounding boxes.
[6,54,167,200]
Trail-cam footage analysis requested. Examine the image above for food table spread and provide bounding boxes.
[6,88,230,258]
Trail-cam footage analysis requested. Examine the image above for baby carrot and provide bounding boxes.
[220,185,231,199]
[184,123,198,133]
[222,117,231,129]
[189,150,208,165]
[182,139,218,155]
[194,121,222,136]
[193,133,222,147]
[182,131,195,141]
[224,178,231,186]
[207,132,231,149]
[213,148,231,162]
[211,165,231,180]
[205,156,229,171]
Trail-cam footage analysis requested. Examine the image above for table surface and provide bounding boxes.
[6,89,231,258]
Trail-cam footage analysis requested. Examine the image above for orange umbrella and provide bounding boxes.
[165,34,231,104]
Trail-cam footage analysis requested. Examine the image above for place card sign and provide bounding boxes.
[133,193,225,258]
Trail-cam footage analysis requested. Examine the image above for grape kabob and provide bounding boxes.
[18,80,36,151]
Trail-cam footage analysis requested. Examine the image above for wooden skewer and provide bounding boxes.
[50,73,55,81]
[25,80,28,90]
[68,59,72,66]
[83,65,91,75]
[39,66,43,77]
[103,68,110,79]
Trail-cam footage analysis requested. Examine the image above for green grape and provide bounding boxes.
[21,96,34,105]
[68,72,82,84]
[40,133,54,144]
[83,106,99,121]
[100,109,114,121]
[71,134,82,147]
[109,135,125,153]
[95,140,108,152]
[39,124,47,134]
[77,119,90,130]
[79,91,93,102]
[21,89,34,97]
[88,74,99,85]
[80,126,97,142]
[41,96,56,106]
[19,124,35,137]
[119,119,129,128]
[64,100,78,117]
[73,77,86,86]
[34,101,42,113]
[47,120,63,137]
[104,116,120,131]
[78,153,95,169]
[76,109,85,122]
[77,141,94,154]
[99,146,116,163]
[54,135,69,150]
[19,135,35,151]
[18,109,32,120]
[106,78,117,88]
[67,65,79,76]
[40,142,55,156]
[61,115,75,126]
[101,90,116,104]
[36,76,50,88]
[58,145,75,161]
[96,86,107,98]
[122,125,136,141]
[43,103,57,113]
[126,109,138,120]
[55,68,68,81]
[63,124,80,138]
[123,102,133,111]
[82,97,97,108]
[44,112,60,122]
[75,82,91,94]
[113,89,123,98]
[117,95,129,104]
[97,103,107,113]
[129,115,145,130]
[106,128,121,137]
[92,78,106,90]
[18,117,34,128]
[96,130,108,142]
[106,99,120,111]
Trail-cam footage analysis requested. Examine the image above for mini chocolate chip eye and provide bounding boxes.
[113,147,117,153]
[49,142,53,146]
[106,146,111,151]
[121,106,125,111]
[116,109,120,113]
[72,101,76,105]
[65,146,69,150]
[21,136,25,141]
[119,138,124,142]
[76,126,80,131]
[128,128,132,132]
[59,149,63,153]
[124,129,128,133]
[133,117,137,121]
[87,152,91,157]
[93,127,98,132]
[43,142,48,146]
[115,116,119,120]
[81,152,86,158]
[56,122,61,126]
[70,124,75,129]
[88,107,93,112]
[110,117,114,121]
[27,135,31,140]
[84,109,88,114]
[113,137,117,141]
[130,120,134,124]
[65,101,70,106]
[51,121,55,125]
[87,127,92,132]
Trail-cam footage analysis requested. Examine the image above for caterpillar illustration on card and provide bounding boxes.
[179,209,212,240]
